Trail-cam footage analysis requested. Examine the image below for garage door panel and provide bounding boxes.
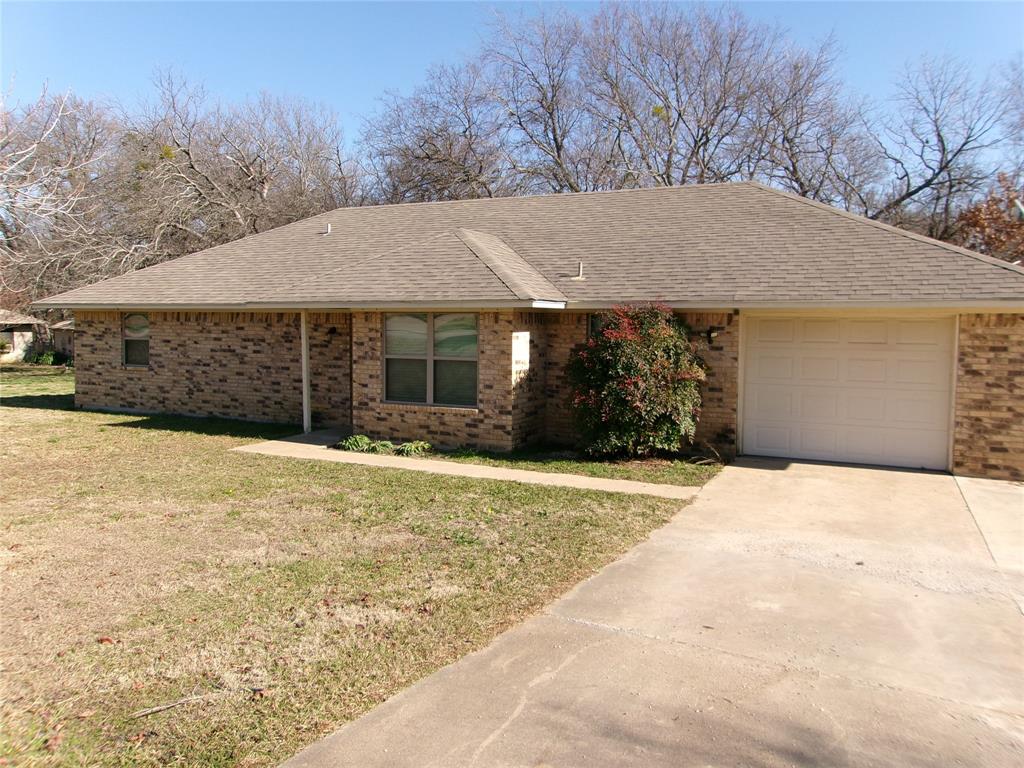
[800,391,839,420]
[800,356,840,380]
[889,392,948,425]
[896,319,949,346]
[895,359,945,385]
[842,427,884,458]
[743,316,953,470]
[752,425,792,452]
[847,393,887,422]
[756,355,795,379]
[801,319,840,343]
[753,388,795,419]
[848,320,889,344]
[847,358,888,383]
[799,427,838,455]
[757,319,796,342]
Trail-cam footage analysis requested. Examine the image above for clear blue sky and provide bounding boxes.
[3,1,1022,133]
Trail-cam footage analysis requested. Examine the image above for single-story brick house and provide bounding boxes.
[0,309,46,363]
[34,182,1024,480]
[49,318,76,358]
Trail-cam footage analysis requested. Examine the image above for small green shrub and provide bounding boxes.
[335,434,372,452]
[24,350,56,366]
[334,435,431,456]
[567,303,706,458]
[394,440,432,457]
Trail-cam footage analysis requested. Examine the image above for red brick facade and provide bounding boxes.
[72,309,1019,478]
[74,311,349,427]
[350,311,518,452]
[953,313,1024,481]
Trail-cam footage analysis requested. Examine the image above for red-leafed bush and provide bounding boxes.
[567,303,706,457]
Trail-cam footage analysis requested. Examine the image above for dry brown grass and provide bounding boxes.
[0,366,684,766]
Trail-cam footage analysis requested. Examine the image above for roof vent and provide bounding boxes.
[323,223,332,235]
[570,261,585,281]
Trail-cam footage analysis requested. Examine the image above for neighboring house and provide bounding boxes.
[50,319,75,358]
[33,182,1024,480]
[0,310,45,363]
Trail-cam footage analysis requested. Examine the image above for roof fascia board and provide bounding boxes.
[565,300,1024,311]
[31,299,568,312]
[33,298,1024,312]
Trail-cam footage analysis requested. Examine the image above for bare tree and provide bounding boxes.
[754,41,881,208]
[1001,55,1023,182]
[2,74,363,304]
[361,63,515,203]
[583,4,779,186]
[0,90,127,301]
[488,10,621,192]
[867,57,1008,239]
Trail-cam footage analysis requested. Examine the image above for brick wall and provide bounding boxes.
[75,311,351,427]
[350,311,516,451]
[542,313,589,445]
[308,313,352,427]
[953,313,1024,481]
[328,307,739,456]
[511,312,549,446]
[678,311,739,458]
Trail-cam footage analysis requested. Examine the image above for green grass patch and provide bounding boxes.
[0,365,700,766]
[436,445,720,486]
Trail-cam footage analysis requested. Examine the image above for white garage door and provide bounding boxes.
[741,315,954,470]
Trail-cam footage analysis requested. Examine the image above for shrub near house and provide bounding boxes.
[568,304,706,457]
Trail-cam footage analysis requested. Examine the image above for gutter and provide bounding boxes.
[30,299,569,311]
[29,299,1024,313]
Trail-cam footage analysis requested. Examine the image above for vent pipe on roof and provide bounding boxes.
[323,223,332,235]
[570,260,585,280]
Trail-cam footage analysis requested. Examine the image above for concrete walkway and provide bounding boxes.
[957,475,1024,575]
[232,430,701,500]
[282,459,1023,768]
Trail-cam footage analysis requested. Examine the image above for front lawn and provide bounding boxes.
[0,366,685,766]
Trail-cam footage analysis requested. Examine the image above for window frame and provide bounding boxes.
[122,312,150,368]
[588,313,607,338]
[383,313,479,407]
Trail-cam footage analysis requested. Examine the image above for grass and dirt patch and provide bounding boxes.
[0,365,694,766]
[331,434,721,487]
[435,446,720,486]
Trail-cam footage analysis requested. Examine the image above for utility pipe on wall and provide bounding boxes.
[300,310,311,433]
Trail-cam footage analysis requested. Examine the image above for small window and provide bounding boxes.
[588,313,607,337]
[123,313,150,366]
[384,313,478,406]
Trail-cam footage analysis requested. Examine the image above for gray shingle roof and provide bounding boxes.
[33,182,1024,310]
[0,310,44,328]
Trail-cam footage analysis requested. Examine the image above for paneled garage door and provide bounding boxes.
[741,315,954,470]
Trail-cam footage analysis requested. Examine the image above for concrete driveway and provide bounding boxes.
[284,459,1024,768]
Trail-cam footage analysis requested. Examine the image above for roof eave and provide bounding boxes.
[30,298,569,312]
[566,299,1024,311]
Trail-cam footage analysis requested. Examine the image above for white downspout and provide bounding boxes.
[300,310,311,433]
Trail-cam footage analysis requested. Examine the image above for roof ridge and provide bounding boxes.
[745,181,1024,278]
[454,228,566,302]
